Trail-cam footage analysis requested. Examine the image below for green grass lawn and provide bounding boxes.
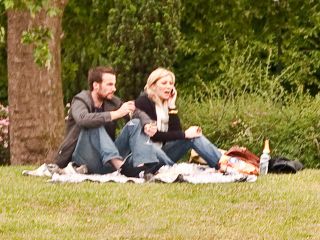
[0,166,319,240]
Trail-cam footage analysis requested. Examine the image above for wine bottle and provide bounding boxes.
[259,139,271,176]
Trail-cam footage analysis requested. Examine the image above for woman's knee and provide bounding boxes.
[191,135,207,144]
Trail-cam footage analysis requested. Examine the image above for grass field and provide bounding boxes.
[0,166,319,239]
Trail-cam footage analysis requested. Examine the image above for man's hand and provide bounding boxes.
[144,122,157,137]
[111,101,135,120]
[185,126,202,139]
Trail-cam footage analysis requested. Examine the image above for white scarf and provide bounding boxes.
[154,102,169,148]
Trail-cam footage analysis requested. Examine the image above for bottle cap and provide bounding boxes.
[263,139,270,154]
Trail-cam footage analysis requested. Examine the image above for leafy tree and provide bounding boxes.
[176,0,320,95]
[106,0,181,100]
[272,0,320,94]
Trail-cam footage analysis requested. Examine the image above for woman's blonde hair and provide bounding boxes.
[144,67,175,105]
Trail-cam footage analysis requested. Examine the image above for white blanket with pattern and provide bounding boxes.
[22,162,257,184]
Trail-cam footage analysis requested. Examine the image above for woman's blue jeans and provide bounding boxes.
[161,135,222,169]
[72,119,161,174]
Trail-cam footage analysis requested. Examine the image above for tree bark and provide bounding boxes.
[7,1,68,165]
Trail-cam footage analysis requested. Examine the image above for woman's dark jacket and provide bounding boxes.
[135,94,185,143]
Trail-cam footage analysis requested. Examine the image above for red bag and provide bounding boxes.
[225,146,259,167]
[219,146,260,175]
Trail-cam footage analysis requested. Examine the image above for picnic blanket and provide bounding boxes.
[22,162,257,184]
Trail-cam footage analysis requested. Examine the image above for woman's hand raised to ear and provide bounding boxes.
[185,126,202,139]
[168,87,177,109]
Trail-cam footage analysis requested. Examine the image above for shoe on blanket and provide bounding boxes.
[120,164,145,178]
[22,162,88,177]
[48,162,88,175]
[61,162,88,175]
[143,172,155,182]
[75,164,88,174]
[47,163,60,174]
[22,163,53,177]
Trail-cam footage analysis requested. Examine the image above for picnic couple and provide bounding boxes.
[55,66,222,178]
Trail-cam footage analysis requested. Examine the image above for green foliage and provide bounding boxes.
[178,45,320,168]
[180,93,320,168]
[214,42,293,99]
[3,0,48,14]
[107,0,181,99]
[176,0,320,95]
[1,166,320,239]
[268,0,320,94]
[21,26,53,68]
[2,0,15,10]
[61,0,113,103]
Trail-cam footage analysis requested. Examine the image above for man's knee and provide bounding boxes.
[130,118,141,126]
[127,119,142,132]
[80,126,105,137]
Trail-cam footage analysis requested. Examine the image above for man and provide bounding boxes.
[54,66,160,176]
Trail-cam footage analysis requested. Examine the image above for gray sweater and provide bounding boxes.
[55,90,150,167]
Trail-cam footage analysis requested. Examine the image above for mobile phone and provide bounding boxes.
[171,87,176,97]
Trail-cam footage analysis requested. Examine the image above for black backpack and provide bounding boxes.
[268,156,304,174]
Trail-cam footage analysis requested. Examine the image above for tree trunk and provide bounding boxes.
[7,1,68,165]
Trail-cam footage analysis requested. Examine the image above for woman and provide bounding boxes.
[135,67,222,169]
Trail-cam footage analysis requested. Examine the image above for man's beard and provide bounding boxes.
[97,90,113,101]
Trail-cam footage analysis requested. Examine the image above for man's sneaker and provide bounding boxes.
[75,164,88,174]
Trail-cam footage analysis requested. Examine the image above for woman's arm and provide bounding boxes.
[135,94,186,142]
[151,113,185,141]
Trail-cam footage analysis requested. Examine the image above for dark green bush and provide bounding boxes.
[179,93,319,168]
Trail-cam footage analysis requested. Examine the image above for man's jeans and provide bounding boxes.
[161,135,222,169]
[72,119,160,174]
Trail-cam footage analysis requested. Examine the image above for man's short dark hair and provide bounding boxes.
[88,66,116,91]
